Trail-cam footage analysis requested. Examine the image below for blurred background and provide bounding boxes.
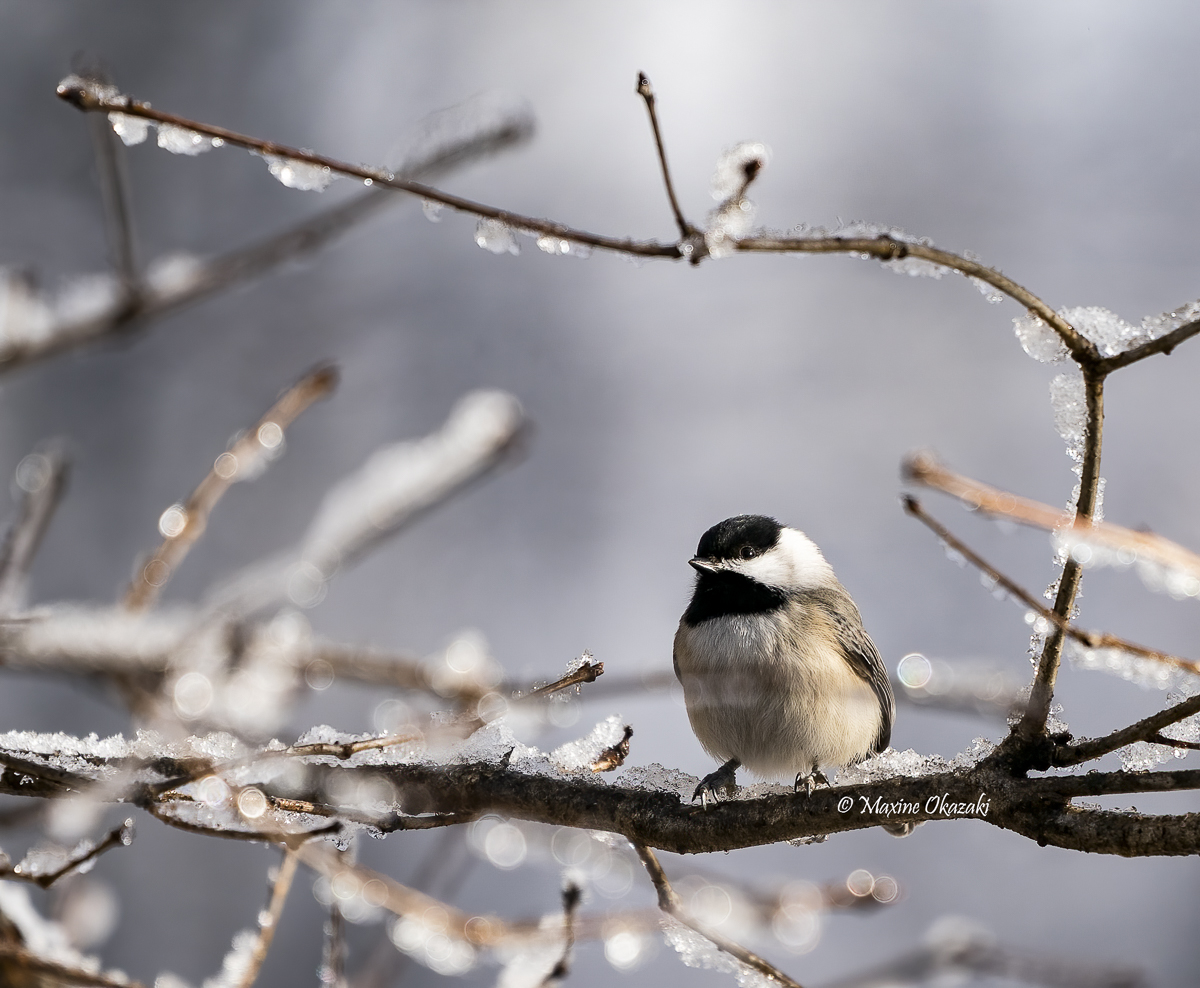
[1,1,1199,985]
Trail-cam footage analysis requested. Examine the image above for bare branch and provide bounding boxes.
[0,447,69,613]
[590,724,633,772]
[207,389,526,618]
[635,73,697,242]
[86,110,138,292]
[233,849,299,988]
[736,234,1096,362]
[1053,692,1200,766]
[55,78,684,261]
[542,880,581,986]
[0,95,532,377]
[901,496,1200,677]
[1097,316,1200,373]
[633,842,806,988]
[522,658,605,699]
[0,819,133,889]
[0,943,148,988]
[123,365,337,611]
[905,451,1200,585]
[823,927,1145,988]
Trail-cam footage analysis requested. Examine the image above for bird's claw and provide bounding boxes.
[693,761,739,808]
[795,769,830,796]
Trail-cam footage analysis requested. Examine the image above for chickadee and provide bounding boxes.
[673,514,894,805]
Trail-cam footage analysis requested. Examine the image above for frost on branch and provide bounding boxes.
[475,219,520,255]
[1049,368,1086,463]
[1014,300,1200,363]
[1064,639,1181,691]
[262,155,334,192]
[300,389,524,579]
[156,122,222,156]
[210,389,524,615]
[705,142,770,260]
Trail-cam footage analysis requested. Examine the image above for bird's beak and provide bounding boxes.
[689,557,719,573]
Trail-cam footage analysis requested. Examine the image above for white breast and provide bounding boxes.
[673,603,882,779]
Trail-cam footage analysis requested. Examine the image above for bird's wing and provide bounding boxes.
[811,586,895,754]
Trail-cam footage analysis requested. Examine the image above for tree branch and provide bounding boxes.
[56,78,684,261]
[901,495,1200,677]
[1052,692,1200,767]
[1097,317,1200,373]
[736,234,1096,362]
[0,819,133,889]
[635,73,696,242]
[633,843,805,988]
[233,848,298,988]
[0,447,69,613]
[87,111,138,293]
[124,365,338,610]
[905,451,1200,586]
[0,944,147,988]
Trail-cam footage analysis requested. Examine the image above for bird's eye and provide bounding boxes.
[739,544,757,560]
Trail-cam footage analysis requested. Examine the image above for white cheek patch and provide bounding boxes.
[735,528,835,590]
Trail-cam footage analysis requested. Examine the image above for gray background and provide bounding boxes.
[1,2,1198,985]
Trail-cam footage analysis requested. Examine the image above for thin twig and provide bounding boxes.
[87,110,138,292]
[1,100,533,376]
[0,944,148,988]
[522,659,605,698]
[542,880,581,986]
[636,73,696,241]
[1097,317,1200,373]
[0,819,133,889]
[123,365,338,610]
[233,848,299,988]
[633,843,805,988]
[56,80,684,261]
[0,447,69,613]
[901,496,1200,676]
[590,724,633,772]
[905,451,1200,583]
[1053,693,1200,767]
[736,234,1095,362]
[821,932,1145,988]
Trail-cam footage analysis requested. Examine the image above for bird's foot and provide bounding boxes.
[693,759,740,809]
[794,769,829,796]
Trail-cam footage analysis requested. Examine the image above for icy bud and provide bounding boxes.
[1049,370,1087,461]
[421,199,444,222]
[108,112,149,146]
[1013,312,1068,362]
[474,219,519,255]
[710,141,770,201]
[157,123,221,155]
[264,155,333,192]
[57,74,120,104]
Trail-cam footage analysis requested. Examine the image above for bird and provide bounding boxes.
[673,514,894,806]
